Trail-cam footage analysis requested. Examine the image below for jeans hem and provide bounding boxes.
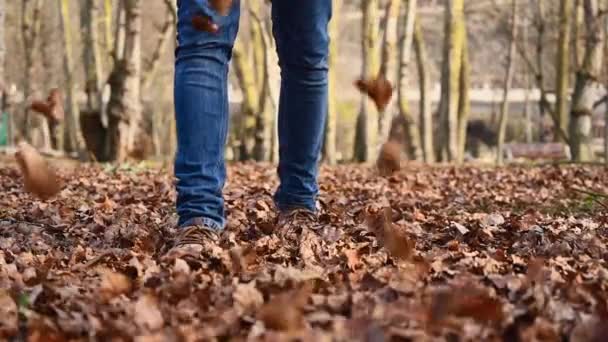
[179,217,224,231]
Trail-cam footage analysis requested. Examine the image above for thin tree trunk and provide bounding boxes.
[82,0,104,113]
[377,0,401,142]
[104,0,114,56]
[414,18,434,163]
[569,0,602,161]
[522,19,533,143]
[396,0,421,160]
[497,0,519,165]
[556,0,573,142]
[0,0,4,142]
[233,41,259,160]
[21,0,50,148]
[325,0,341,165]
[354,0,380,162]
[59,0,85,155]
[106,0,142,161]
[142,0,176,91]
[438,0,464,162]
[250,6,274,162]
[604,2,608,163]
[456,26,470,164]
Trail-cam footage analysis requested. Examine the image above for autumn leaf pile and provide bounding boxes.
[1,162,607,341]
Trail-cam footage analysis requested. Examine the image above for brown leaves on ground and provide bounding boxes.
[355,73,393,112]
[366,206,414,261]
[30,88,64,123]
[1,163,608,340]
[14,142,62,200]
[428,285,503,326]
[258,282,312,331]
[376,140,401,176]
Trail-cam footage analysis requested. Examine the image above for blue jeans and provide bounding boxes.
[174,0,331,230]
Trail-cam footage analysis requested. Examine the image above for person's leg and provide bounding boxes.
[271,0,332,212]
[174,0,240,230]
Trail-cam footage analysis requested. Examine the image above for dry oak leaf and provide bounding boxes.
[376,141,401,176]
[257,282,312,331]
[14,142,62,200]
[99,268,132,301]
[428,286,503,325]
[0,290,18,338]
[134,294,164,332]
[366,207,414,261]
[30,88,64,123]
[355,74,393,112]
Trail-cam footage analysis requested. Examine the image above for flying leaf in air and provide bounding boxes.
[355,74,393,112]
[14,142,62,200]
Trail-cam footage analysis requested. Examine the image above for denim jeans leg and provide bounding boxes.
[271,0,332,212]
[174,0,240,230]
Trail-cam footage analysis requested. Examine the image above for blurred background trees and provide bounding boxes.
[2,0,608,164]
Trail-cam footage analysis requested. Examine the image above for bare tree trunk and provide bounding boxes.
[142,0,176,91]
[604,2,608,163]
[251,6,274,162]
[354,0,380,162]
[82,0,104,113]
[522,19,533,143]
[414,19,434,163]
[438,0,464,162]
[377,0,401,143]
[456,27,470,164]
[569,0,602,161]
[325,0,341,165]
[556,0,573,142]
[21,0,50,148]
[497,0,519,165]
[233,41,259,160]
[59,0,85,155]
[0,0,4,129]
[106,0,142,161]
[396,0,421,160]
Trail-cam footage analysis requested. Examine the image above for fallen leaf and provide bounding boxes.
[453,222,469,235]
[257,282,312,331]
[0,290,17,338]
[14,142,62,200]
[134,294,164,332]
[429,286,503,325]
[99,269,132,301]
[344,248,361,270]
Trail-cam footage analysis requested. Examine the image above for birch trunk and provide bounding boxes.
[456,26,470,164]
[397,0,421,160]
[496,0,519,165]
[569,0,602,161]
[106,0,142,161]
[556,0,573,142]
[325,0,340,165]
[438,0,464,162]
[59,0,85,155]
[377,0,401,143]
[354,0,380,162]
[414,18,434,163]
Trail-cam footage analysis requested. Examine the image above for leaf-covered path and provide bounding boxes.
[1,163,607,341]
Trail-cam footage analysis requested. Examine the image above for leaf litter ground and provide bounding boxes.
[0,163,607,341]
